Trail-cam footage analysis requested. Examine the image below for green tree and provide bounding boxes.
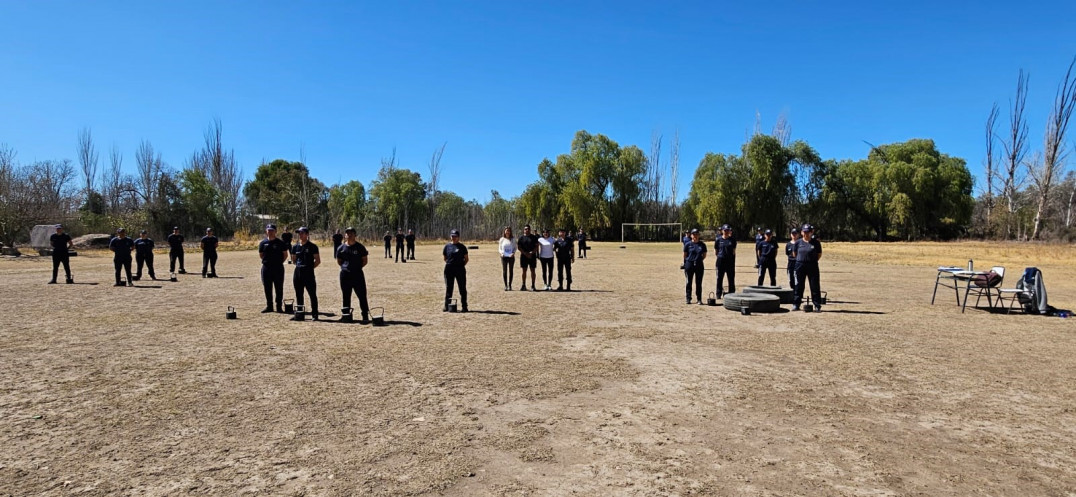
[327,180,366,227]
[368,166,427,229]
[243,159,327,227]
[179,168,222,230]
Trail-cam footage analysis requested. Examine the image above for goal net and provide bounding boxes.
[621,223,683,243]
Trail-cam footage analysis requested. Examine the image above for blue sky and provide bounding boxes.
[2,1,1074,203]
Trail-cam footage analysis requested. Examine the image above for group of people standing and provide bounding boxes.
[682,224,823,311]
[497,225,578,292]
[383,228,416,262]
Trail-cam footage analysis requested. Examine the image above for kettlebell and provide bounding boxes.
[446,298,458,313]
[819,291,828,305]
[226,306,237,319]
[292,304,306,321]
[803,306,813,313]
[283,299,294,314]
[371,307,386,326]
[340,307,354,323]
[706,292,717,306]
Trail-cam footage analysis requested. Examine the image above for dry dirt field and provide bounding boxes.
[1,240,1074,496]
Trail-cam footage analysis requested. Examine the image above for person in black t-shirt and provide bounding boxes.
[756,229,779,286]
[683,228,707,304]
[714,224,737,298]
[383,231,392,258]
[332,229,343,254]
[395,228,406,263]
[201,227,219,277]
[280,228,293,264]
[577,229,588,259]
[443,229,469,312]
[258,224,290,312]
[792,223,823,311]
[406,229,416,260]
[166,226,186,274]
[554,228,574,291]
[517,225,539,291]
[48,224,73,284]
[337,227,370,322]
[133,230,157,281]
[109,228,135,286]
[785,227,800,290]
[290,227,321,320]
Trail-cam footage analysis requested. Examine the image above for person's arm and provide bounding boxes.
[129,241,135,253]
[289,247,297,264]
[463,253,469,265]
[259,243,265,260]
[67,238,74,250]
[815,241,822,261]
[360,255,368,269]
[337,254,344,267]
[313,251,321,269]
[280,246,289,264]
[700,245,706,263]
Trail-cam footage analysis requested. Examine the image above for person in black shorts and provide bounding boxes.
[714,224,737,298]
[517,225,538,291]
[394,228,406,263]
[280,227,293,264]
[48,224,73,284]
[383,231,392,258]
[554,229,574,291]
[133,230,157,281]
[337,227,370,322]
[201,227,219,277]
[683,228,706,304]
[756,229,778,286]
[109,228,135,287]
[258,224,290,312]
[290,226,321,320]
[443,229,468,312]
[167,226,186,274]
[332,229,343,255]
[577,228,588,259]
[785,227,800,290]
[792,223,823,312]
[406,229,416,260]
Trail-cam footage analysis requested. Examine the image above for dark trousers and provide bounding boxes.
[501,256,515,287]
[169,250,184,272]
[793,261,822,308]
[757,258,776,286]
[136,252,155,279]
[340,270,370,318]
[407,243,415,259]
[684,264,704,302]
[715,258,735,296]
[395,244,405,262]
[261,264,285,308]
[787,261,797,289]
[202,251,217,275]
[578,243,587,258]
[52,254,71,281]
[384,244,391,258]
[539,257,554,286]
[444,266,467,309]
[557,257,572,288]
[114,257,132,284]
[293,267,318,315]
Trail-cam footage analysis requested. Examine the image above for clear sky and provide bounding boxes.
[2,1,1074,203]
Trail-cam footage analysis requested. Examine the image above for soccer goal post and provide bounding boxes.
[621,223,683,243]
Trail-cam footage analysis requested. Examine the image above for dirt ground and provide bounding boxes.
[1,240,1074,496]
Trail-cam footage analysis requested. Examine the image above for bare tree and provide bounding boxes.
[428,142,446,195]
[104,145,124,213]
[189,119,242,230]
[77,127,99,198]
[135,140,163,207]
[1002,70,1030,237]
[1030,56,1076,240]
[772,110,792,147]
[982,104,1000,231]
[299,144,311,225]
[381,147,398,171]
[668,129,680,205]
[1064,170,1076,227]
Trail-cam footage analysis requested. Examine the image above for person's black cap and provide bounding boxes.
[720,224,732,231]
[450,229,460,236]
[764,229,772,235]
[55,224,63,229]
[266,224,277,230]
[524,225,532,229]
[689,228,699,234]
[801,223,814,232]
[172,226,180,230]
[140,230,147,234]
[205,227,213,232]
[790,227,800,234]
[297,227,309,233]
[117,227,126,232]
[345,227,356,234]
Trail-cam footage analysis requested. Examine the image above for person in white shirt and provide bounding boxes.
[497,226,517,291]
[537,228,556,291]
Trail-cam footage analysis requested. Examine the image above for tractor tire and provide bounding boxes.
[743,285,795,304]
[723,292,781,313]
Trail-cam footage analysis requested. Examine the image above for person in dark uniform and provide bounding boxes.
[792,223,823,312]
[331,229,343,255]
[785,227,800,290]
[394,228,406,263]
[258,224,290,313]
[201,227,219,277]
[753,227,765,270]
[554,228,574,291]
[406,229,416,260]
[133,230,157,281]
[714,224,737,298]
[48,224,73,284]
[517,225,538,291]
[756,229,779,286]
[383,231,392,258]
[109,228,135,287]
[280,227,293,264]
[577,228,588,259]
[166,226,186,274]
[683,228,707,304]
[290,227,321,320]
[337,227,370,322]
[443,229,468,312]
